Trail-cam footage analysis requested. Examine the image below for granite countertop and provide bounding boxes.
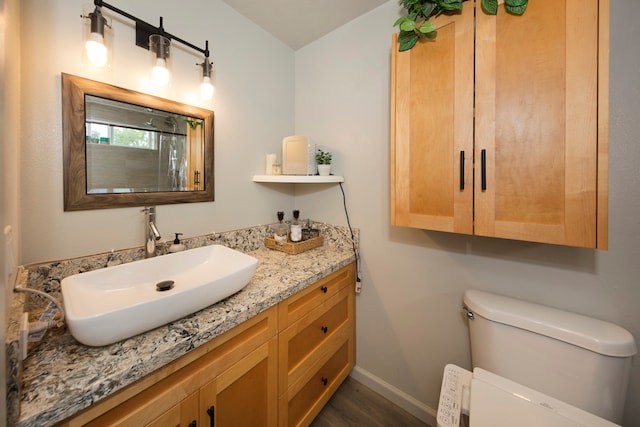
[13,234,357,426]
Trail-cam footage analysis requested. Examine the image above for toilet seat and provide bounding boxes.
[437,365,620,427]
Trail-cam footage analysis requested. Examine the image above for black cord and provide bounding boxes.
[339,182,361,284]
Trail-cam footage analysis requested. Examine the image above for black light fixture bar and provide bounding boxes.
[92,0,210,58]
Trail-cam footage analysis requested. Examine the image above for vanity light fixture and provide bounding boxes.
[84,6,110,67]
[199,45,215,100]
[81,0,214,96]
[149,32,171,86]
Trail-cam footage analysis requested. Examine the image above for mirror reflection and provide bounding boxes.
[85,95,204,194]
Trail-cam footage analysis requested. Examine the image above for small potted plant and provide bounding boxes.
[315,149,333,176]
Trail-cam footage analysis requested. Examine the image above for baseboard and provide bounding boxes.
[350,365,437,427]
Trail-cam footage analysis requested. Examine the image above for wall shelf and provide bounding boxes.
[252,175,344,184]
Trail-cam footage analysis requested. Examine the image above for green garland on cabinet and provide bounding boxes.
[394,0,528,51]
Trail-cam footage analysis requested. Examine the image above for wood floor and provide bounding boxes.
[310,376,431,427]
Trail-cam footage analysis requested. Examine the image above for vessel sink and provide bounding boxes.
[61,245,258,346]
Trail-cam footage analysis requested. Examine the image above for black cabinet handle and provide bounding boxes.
[320,286,328,293]
[321,326,328,334]
[481,149,487,191]
[189,421,197,427]
[207,405,215,427]
[459,151,465,190]
[321,377,328,386]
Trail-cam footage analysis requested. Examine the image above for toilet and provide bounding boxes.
[437,363,622,427]
[463,290,637,424]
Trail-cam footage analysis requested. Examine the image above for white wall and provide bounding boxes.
[20,0,296,263]
[1,0,21,423]
[294,1,640,425]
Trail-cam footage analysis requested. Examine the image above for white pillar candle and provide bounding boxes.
[266,153,276,175]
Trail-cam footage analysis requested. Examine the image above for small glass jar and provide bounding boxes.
[272,161,282,175]
[301,219,312,241]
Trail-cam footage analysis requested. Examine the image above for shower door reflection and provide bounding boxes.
[85,95,204,194]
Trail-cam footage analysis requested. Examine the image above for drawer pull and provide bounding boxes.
[189,421,197,427]
[321,377,328,386]
[460,150,465,190]
[320,286,328,293]
[321,326,328,334]
[207,405,215,427]
[481,149,487,191]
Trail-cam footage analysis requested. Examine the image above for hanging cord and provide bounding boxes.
[339,182,362,292]
[14,286,66,329]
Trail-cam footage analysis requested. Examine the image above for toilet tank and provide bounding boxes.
[463,290,636,424]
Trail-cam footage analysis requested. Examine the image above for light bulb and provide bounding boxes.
[85,32,108,67]
[152,58,170,86]
[200,76,214,99]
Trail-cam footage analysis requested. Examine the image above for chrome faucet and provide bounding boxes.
[142,207,161,257]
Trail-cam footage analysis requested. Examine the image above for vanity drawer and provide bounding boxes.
[278,286,351,396]
[278,264,355,329]
[281,339,352,427]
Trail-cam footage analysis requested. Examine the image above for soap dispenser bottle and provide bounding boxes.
[168,233,186,253]
[274,211,288,245]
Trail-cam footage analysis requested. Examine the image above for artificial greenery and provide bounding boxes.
[185,118,203,130]
[482,0,528,15]
[394,0,462,51]
[315,149,332,165]
[394,0,528,51]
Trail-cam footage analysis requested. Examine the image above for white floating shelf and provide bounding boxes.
[252,174,344,184]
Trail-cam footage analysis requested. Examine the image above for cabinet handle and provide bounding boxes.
[481,149,487,191]
[207,405,215,427]
[321,325,328,334]
[188,421,197,427]
[459,151,465,190]
[320,286,328,293]
[321,377,328,386]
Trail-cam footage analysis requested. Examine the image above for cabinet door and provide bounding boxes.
[84,368,203,427]
[474,0,602,247]
[200,338,278,427]
[391,3,474,233]
[146,392,199,427]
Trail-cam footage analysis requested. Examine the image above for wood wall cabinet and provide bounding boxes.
[58,263,356,427]
[391,0,610,249]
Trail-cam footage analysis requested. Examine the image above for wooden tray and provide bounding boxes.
[265,236,324,255]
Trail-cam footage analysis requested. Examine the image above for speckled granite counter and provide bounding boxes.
[8,223,358,427]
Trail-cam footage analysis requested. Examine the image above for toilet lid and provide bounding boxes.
[470,369,619,427]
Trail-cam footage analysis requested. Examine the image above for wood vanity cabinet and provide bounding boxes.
[278,264,356,427]
[391,0,610,248]
[58,262,356,427]
[59,306,279,427]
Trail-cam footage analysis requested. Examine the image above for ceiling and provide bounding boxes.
[221,0,388,50]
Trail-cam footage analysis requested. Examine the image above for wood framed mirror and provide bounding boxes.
[62,73,214,211]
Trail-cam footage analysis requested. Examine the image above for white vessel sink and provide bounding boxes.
[61,245,258,346]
